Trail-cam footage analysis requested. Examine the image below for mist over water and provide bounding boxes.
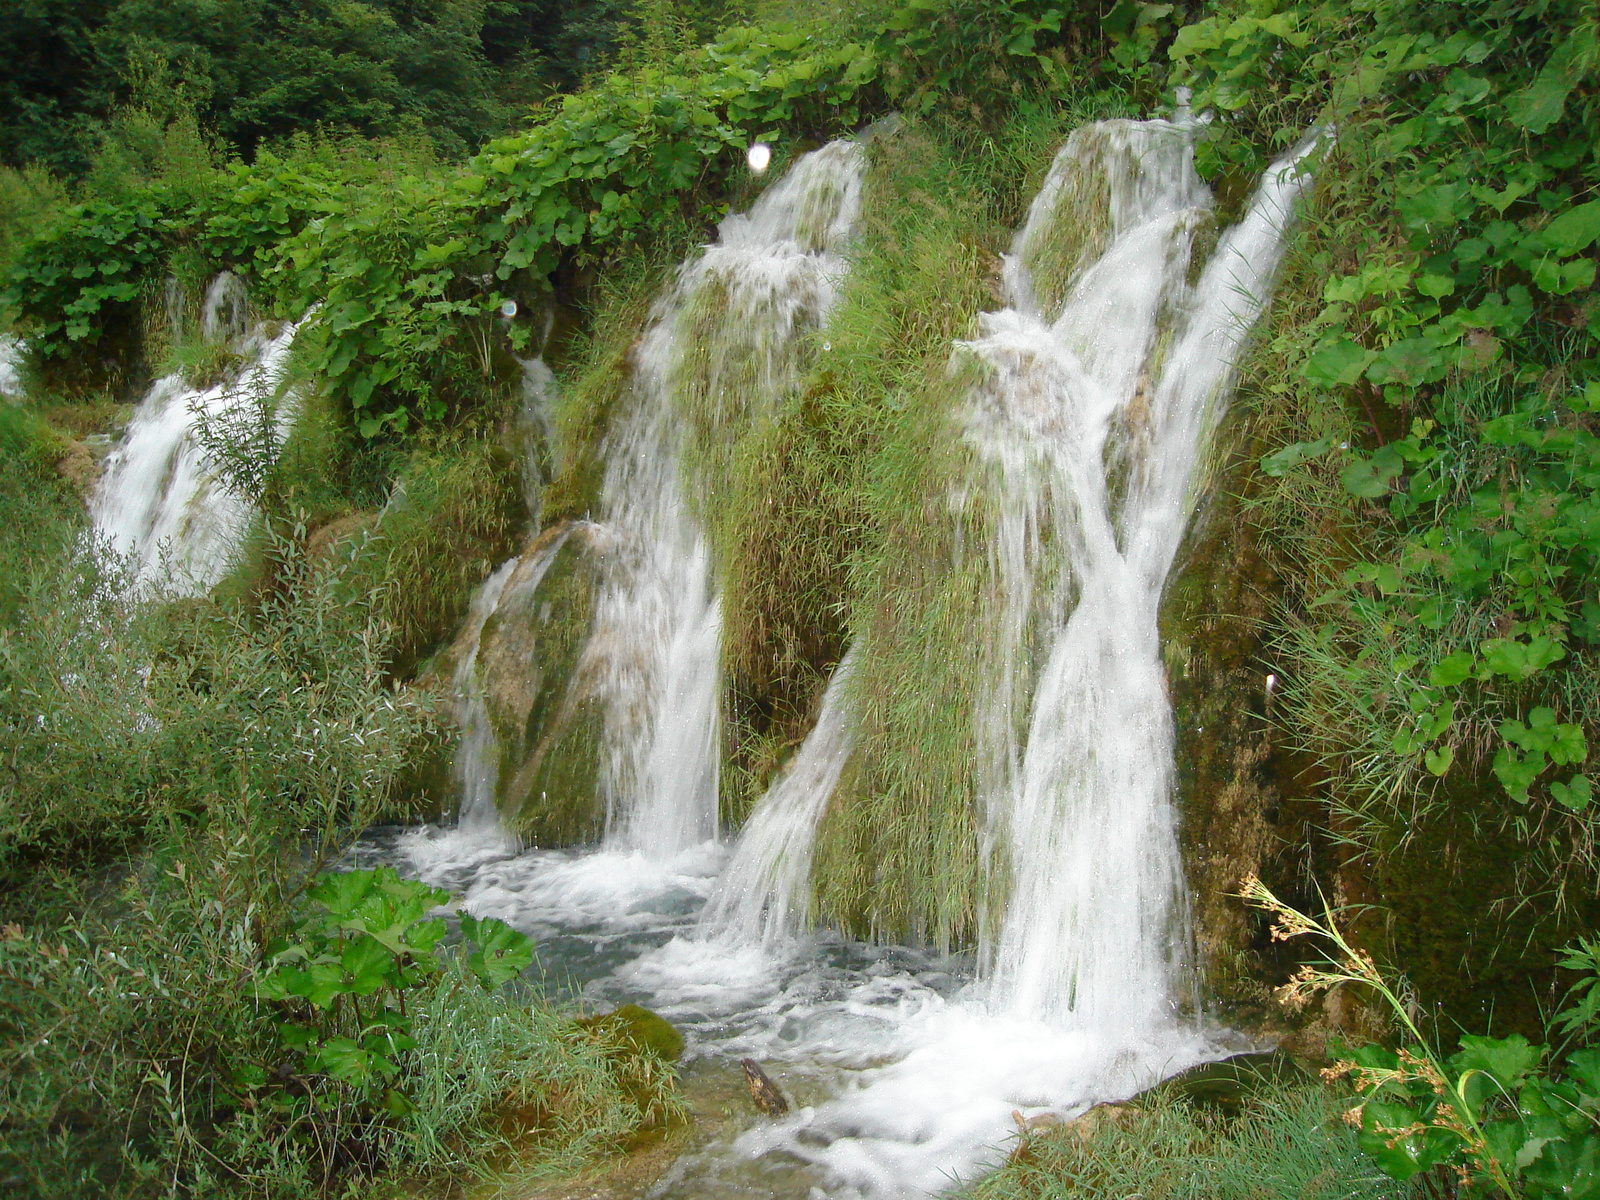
[367,120,1318,1198]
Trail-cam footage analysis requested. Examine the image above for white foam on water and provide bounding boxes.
[456,841,726,936]
[738,1009,1219,1198]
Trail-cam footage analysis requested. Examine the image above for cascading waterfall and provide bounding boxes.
[966,122,1318,1030]
[454,559,524,834]
[0,334,23,400]
[696,646,859,950]
[365,114,1318,1200]
[672,122,1321,1198]
[586,139,865,859]
[90,273,300,594]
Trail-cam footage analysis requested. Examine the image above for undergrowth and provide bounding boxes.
[963,1080,1407,1200]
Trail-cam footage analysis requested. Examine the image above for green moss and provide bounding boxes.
[576,1003,685,1063]
[339,433,525,675]
[483,525,607,845]
[1159,407,1293,1014]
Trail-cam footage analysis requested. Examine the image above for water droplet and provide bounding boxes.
[747,143,772,174]
[499,299,519,319]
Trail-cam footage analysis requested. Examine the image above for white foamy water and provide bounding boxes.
[970,122,1319,1031]
[89,274,299,594]
[357,120,1316,1200]
[453,556,525,836]
[696,646,859,951]
[0,334,23,400]
[585,139,865,858]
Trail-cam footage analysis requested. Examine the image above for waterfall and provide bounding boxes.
[963,122,1319,1028]
[696,646,858,950]
[364,115,1318,1200]
[454,558,525,834]
[587,139,865,859]
[433,345,570,836]
[89,273,299,595]
[0,334,23,400]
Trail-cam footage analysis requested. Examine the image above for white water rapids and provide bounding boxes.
[362,118,1319,1198]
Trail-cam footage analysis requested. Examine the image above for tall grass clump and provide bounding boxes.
[332,432,527,675]
[794,107,1065,947]
[0,850,680,1198]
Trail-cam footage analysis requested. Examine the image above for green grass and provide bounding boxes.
[961,1080,1410,1200]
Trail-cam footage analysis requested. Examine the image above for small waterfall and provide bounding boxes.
[90,273,299,594]
[517,355,560,520]
[587,140,865,859]
[454,558,524,834]
[452,523,581,834]
[444,352,571,835]
[696,647,858,950]
[0,334,23,400]
[964,121,1319,1029]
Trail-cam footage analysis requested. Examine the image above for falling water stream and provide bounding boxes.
[89,273,300,594]
[353,119,1319,1198]
[0,334,23,400]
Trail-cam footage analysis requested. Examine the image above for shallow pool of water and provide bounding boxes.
[350,825,1249,1199]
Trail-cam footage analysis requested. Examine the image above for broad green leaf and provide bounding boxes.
[1360,1099,1461,1180]
[307,870,375,920]
[1533,256,1597,296]
[310,1036,385,1086]
[1373,563,1404,594]
[459,913,536,989]
[1551,775,1593,812]
[1545,202,1600,256]
[1429,652,1474,687]
[1508,58,1581,134]
[1306,338,1375,388]
[1399,183,1468,230]
[1522,1132,1600,1200]
[1482,638,1566,681]
[1415,272,1455,299]
[1342,447,1405,499]
[1260,437,1333,476]
[1451,1033,1546,1091]
[1566,1049,1600,1098]
[1551,724,1587,768]
[1494,746,1545,802]
[1425,745,1454,776]
[1367,337,1444,388]
[340,934,395,996]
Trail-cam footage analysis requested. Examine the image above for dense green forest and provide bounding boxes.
[5,0,1600,1197]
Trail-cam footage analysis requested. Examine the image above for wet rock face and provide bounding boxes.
[1160,438,1290,1014]
[467,520,608,843]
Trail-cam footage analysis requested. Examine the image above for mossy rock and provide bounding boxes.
[577,1003,685,1063]
[1159,1052,1307,1117]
